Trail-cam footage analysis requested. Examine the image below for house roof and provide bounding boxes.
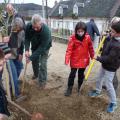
[13,3,51,11]
[49,0,119,18]
[0,3,51,12]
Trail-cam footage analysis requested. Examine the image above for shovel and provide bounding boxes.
[8,98,44,120]
[80,36,106,94]
[21,63,28,94]
[85,36,106,80]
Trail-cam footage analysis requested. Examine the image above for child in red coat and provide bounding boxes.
[65,21,94,96]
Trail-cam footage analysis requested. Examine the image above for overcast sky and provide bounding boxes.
[0,0,60,7]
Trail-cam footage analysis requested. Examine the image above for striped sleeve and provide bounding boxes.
[0,43,11,55]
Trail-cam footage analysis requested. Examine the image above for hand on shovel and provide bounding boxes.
[31,113,44,120]
[8,99,44,120]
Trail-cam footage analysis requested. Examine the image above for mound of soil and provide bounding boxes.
[8,42,120,120]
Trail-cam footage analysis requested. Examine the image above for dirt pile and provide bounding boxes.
[8,42,120,120]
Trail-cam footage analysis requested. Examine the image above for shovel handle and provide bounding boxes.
[85,36,106,80]
[8,99,32,117]
[21,63,28,93]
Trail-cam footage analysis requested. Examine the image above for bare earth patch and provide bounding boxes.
[8,42,120,120]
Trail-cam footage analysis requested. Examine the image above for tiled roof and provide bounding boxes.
[49,0,118,18]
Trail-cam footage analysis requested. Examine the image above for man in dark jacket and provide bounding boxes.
[86,19,100,41]
[25,14,52,88]
[89,20,120,113]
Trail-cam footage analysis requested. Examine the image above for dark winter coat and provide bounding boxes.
[97,36,120,72]
[0,85,10,116]
[86,21,100,41]
[25,23,52,61]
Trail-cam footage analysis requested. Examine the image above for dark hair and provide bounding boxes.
[111,21,120,33]
[75,21,87,34]
[0,49,4,60]
[90,18,94,22]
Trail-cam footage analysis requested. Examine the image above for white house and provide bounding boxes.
[49,0,120,38]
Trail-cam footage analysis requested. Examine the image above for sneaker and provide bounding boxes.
[107,103,117,113]
[88,90,101,97]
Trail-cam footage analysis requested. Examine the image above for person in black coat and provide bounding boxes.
[89,20,120,113]
[86,19,100,41]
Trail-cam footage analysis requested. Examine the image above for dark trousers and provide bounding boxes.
[32,54,39,77]
[32,50,49,84]
[68,68,85,89]
[0,85,10,116]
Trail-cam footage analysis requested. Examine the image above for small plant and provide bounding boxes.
[0,0,11,42]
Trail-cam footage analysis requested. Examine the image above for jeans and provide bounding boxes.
[96,66,116,103]
[7,59,23,97]
[67,68,85,89]
[113,72,118,92]
[12,59,23,77]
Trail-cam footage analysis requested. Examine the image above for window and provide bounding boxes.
[73,4,78,15]
[86,0,91,3]
[53,20,57,28]
[77,3,85,8]
[59,6,63,15]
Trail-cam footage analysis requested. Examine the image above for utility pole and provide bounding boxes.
[42,0,45,22]
[45,0,48,25]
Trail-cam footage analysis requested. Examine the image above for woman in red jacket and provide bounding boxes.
[64,21,94,96]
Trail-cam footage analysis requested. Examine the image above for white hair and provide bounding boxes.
[6,3,14,10]
[111,16,120,25]
[12,17,24,31]
[31,14,43,25]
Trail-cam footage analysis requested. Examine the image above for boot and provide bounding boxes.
[78,85,81,96]
[64,86,73,96]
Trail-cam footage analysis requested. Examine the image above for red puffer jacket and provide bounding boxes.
[65,34,94,68]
